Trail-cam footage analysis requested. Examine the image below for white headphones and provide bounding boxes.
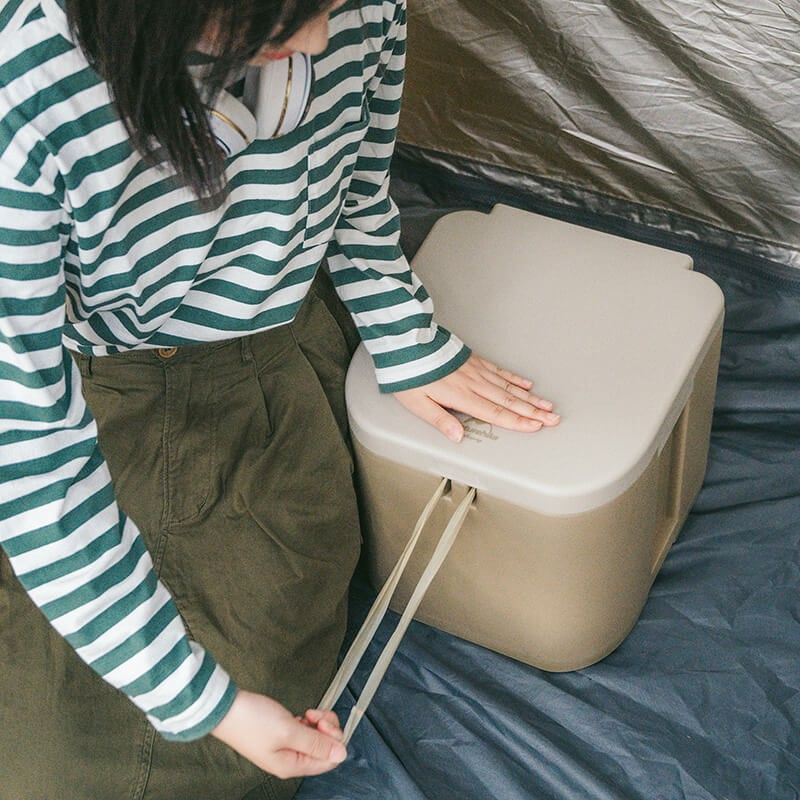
[202,53,314,158]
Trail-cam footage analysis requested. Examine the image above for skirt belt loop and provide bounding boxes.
[240,335,254,364]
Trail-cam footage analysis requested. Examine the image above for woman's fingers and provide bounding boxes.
[303,709,339,727]
[392,353,560,441]
[274,713,347,778]
[274,718,347,778]
[397,390,465,442]
[476,359,554,412]
[303,709,343,739]
[475,356,535,393]
[396,384,542,437]
[273,748,346,779]
[479,371,554,412]
[460,395,545,432]
[474,374,560,424]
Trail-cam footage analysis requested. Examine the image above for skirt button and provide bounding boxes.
[157,347,178,359]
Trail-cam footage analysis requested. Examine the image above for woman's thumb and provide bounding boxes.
[286,719,348,764]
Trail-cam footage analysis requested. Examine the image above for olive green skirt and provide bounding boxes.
[0,271,362,800]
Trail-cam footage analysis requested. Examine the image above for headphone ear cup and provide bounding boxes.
[206,90,258,158]
[251,53,315,139]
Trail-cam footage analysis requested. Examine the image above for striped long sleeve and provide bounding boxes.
[0,152,235,740]
[326,0,472,393]
[0,0,447,743]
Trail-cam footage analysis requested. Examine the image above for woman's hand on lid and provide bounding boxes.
[393,354,560,442]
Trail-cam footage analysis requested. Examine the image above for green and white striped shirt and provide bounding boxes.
[0,0,469,741]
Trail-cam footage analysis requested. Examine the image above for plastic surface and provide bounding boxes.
[346,204,724,515]
[346,203,723,671]
[356,328,720,671]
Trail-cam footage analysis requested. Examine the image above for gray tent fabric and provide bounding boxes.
[295,167,800,800]
[397,0,800,269]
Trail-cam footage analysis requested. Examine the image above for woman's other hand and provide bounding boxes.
[393,354,560,442]
[211,690,347,779]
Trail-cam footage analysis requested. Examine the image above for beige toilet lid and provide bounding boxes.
[345,204,724,515]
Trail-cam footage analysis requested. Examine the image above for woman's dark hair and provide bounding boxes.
[65,0,336,206]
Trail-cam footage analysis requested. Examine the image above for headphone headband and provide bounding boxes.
[204,53,314,159]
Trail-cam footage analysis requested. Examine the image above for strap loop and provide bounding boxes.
[320,478,476,744]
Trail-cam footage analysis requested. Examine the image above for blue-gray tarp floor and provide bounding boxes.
[297,161,800,800]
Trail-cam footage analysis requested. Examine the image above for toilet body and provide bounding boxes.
[345,205,724,671]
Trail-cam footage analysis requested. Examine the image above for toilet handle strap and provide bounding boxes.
[318,478,476,744]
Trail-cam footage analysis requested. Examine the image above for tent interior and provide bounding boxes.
[298,1,799,798]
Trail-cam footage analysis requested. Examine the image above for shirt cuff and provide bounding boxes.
[152,666,238,743]
[375,325,472,393]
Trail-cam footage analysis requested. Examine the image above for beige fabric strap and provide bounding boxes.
[319,479,476,744]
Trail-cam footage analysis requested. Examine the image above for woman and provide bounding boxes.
[0,0,559,797]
